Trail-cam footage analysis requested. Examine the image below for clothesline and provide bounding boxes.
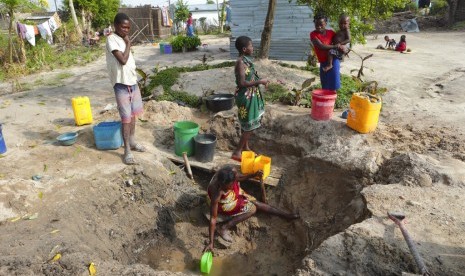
[16,13,62,47]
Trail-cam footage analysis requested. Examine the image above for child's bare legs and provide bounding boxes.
[122,120,135,164]
[232,130,252,159]
[217,204,257,241]
[253,201,300,220]
[323,54,333,72]
[128,117,145,152]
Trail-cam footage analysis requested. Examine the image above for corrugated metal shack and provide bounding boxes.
[230,0,314,61]
[119,6,171,41]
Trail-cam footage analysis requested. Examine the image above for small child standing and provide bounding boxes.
[323,14,351,72]
[395,35,407,52]
[106,13,146,165]
[231,36,270,161]
[384,35,396,49]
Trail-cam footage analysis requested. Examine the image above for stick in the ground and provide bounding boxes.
[182,152,194,180]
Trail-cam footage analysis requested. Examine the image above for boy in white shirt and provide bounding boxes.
[106,13,146,165]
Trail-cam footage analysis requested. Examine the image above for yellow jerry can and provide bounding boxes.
[71,96,93,126]
[346,93,382,134]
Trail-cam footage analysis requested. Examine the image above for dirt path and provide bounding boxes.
[0,33,464,275]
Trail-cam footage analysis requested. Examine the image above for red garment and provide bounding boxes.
[310,29,335,63]
[396,41,406,52]
[186,17,193,26]
[208,180,250,216]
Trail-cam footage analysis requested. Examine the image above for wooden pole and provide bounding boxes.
[182,152,193,179]
[260,177,267,203]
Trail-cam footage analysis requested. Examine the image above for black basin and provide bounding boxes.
[206,94,235,113]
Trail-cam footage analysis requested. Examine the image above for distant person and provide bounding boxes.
[105,13,146,165]
[384,35,396,49]
[419,0,431,15]
[186,12,194,37]
[310,14,347,91]
[323,14,351,72]
[203,166,299,252]
[231,36,270,162]
[396,35,407,52]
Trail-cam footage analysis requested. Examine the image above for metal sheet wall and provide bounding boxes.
[230,0,314,61]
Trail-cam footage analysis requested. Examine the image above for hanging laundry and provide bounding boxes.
[25,24,36,46]
[48,17,59,33]
[52,13,62,28]
[17,22,27,39]
[38,22,53,44]
[34,25,39,35]
[161,7,168,26]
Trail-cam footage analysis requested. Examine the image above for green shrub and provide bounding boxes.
[430,0,448,15]
[170,35,201,52]
[156,90,201,108]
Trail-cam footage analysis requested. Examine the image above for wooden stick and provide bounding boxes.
[260,177,267,203]
[182,152,193,180]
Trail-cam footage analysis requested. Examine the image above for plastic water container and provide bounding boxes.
[93,121,123,150]
[0,124,6,154]
[241,151,255,174]
[174,121,199,157]
[194,134,217,163]
[347,93,382,133]
[164,44,172,54]
[311,89,337,121]
[72,96,93,126]
[254,155,271,180]
[159,42,166,54]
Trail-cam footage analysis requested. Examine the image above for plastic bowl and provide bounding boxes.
[200,251,213,274]
[56,132,78,146]
[206,94,235,113]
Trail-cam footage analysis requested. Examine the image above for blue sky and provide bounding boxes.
[47,0,207,11]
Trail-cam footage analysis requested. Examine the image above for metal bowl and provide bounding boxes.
[56,132,78,146]
[206,94,235,113]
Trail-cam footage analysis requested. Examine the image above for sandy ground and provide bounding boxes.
[0,33,464,275]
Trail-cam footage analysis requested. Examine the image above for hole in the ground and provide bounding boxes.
[136,157,371,275]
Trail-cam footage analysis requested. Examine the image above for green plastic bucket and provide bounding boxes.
[174,121,199,157]
[159,42,166,54]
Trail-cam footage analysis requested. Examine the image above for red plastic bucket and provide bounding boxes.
[311,89,337,121]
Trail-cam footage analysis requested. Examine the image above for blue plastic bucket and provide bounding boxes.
[164,44,172,54]
[0,124,6,154]
[93,121,123,150]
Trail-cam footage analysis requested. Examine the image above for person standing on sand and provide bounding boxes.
[106,13,146,165]
[203,166,299,252]
[231,36,270,162]
[310,14,347,92]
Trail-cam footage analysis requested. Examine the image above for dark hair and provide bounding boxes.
[235,36,252,54]
[313,13,327,24]
[217,166,235,186]
[339,14,349,22]
[114,13,130,25]
[384,35,389,39]
[400,35,406,42]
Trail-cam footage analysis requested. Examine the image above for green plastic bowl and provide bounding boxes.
[200,251,213,274]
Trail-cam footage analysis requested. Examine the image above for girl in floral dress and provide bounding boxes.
[231,36,270,161]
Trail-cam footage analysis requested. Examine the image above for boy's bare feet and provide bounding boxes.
[217,226,233,242]
[323,64,333,72]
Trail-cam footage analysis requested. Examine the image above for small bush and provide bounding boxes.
[170,35,201,52]
[156,90,201,108]
[430,0,448,15]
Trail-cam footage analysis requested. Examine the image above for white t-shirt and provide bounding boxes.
[105,34,137,86]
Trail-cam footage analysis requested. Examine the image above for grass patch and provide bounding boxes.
[146,61,235,107]
[56,72,74,80]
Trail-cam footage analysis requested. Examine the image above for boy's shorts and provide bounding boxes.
[113,83,143,123]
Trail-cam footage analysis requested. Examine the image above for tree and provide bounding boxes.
[446,0,458,25]
[295,0,407,44]
[206,0,214,4]
[63,0,120,29]
[0,0,47,64]
[258,0,276,59]
[68,0,82,41]
[174,0,189,34]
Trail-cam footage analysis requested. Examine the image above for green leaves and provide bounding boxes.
[170,35,202,52]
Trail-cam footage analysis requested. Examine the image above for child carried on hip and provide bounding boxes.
[323,14,351,72]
